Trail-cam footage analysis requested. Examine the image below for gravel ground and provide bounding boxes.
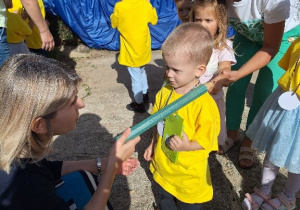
[47,46,299,210]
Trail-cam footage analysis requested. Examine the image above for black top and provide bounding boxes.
[0,158,69,210]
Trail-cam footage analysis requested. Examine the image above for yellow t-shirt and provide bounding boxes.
[6,11,32,43]
[9,0,45,49]
[278,36,300,97]
[149,84,220,204]
[110,0,158,67]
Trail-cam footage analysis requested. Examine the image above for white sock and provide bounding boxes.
[242,158,279,210]
[260,158,279,196]
[261,172,300,210]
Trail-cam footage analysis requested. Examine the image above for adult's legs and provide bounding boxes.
[240,27,300,168]
[226,33,260,141]
[0,27,10,67]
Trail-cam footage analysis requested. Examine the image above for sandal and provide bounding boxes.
[242,187,271,210]
[217,137,239,155]
[238,146,254,169]
[261,193,296,210]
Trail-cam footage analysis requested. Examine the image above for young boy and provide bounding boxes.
[144,22,220,209]
[110,0,158,113]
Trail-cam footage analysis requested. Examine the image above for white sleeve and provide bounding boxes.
[262,0,290,24]
[218,40,236,66]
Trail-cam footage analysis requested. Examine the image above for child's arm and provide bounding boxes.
[144,129,158,161]
[208,61,231,95]
[167,132,203,151]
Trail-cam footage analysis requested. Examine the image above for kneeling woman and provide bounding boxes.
[0,54,140,210]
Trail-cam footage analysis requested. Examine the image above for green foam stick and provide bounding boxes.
[114,84,208,142]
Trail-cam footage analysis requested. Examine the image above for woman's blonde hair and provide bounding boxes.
[190,0,229,50]
[162,22,213,65]
[0,54,82,173]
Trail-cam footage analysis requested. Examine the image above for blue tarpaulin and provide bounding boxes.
[43,0,180,50]
[43,0,235,50]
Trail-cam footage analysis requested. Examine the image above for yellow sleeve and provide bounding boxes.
[149,7,158,25]
[110,4,119,29]
[192,96,220,151]
[278,40,294,71]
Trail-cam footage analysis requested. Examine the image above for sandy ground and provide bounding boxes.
[47,45,299,210]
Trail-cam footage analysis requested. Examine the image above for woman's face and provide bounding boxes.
[50,95,85,135]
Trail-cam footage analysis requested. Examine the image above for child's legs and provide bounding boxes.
[260,157,280,195]
[157,184,177,210]
[0,28,10,67]
[283,172,300,200]
[260,172,300,210]
[242,157,279,209]
[177,200,202,210]
[245,28,298,130]
[127,66,144,103]
[140,65,149,94]
[214,97,226,145]
[226,33,260,131]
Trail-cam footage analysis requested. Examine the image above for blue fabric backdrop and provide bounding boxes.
[43,0,235,50]
[43,0,181,50]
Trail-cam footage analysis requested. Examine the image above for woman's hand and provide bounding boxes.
[117,157,139,175]
[108,128,140,169]
[208,73,230,95]
[222,70,242,86]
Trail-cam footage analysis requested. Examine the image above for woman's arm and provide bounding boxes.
[83,128,140,210]
[223,20,285,84]
[61,156,139,176]
[20,0,54,51]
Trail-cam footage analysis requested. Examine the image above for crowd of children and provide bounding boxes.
[0,0,299,209]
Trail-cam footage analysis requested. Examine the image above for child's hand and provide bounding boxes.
[144,143,154,161]
[117,157,139,176]
[167,132,190,151]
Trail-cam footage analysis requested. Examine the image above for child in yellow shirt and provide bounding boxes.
[144,22,220,209]
[110,0,158,113]
[6,7,31,55]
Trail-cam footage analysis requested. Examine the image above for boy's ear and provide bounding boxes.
[196,64,206,78]
[31,117,48,134]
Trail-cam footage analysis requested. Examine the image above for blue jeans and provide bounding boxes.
[158,185,202,210]
[127,66,148,104]
[0,27,10,67]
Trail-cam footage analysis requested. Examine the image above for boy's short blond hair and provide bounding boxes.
[162,22,213,65]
